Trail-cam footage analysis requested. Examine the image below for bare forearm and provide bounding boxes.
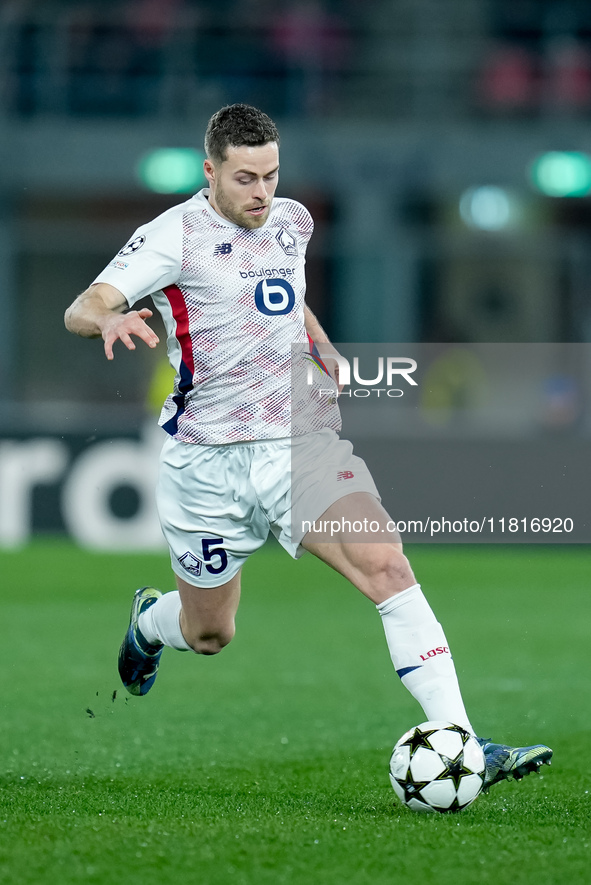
[64,288,124,338]
[65,282,159,360]
[304,303,345,390]
[304,304,334,348]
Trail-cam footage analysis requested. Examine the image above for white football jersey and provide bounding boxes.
[94,188,340,444]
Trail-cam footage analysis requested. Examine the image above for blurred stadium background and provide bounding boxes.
[1,6,590,883]
[2,0,591,547]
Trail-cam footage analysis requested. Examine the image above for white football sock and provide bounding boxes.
[138,590,191,651]
[377,583,474,733]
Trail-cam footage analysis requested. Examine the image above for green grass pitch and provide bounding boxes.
[0,540,589,885]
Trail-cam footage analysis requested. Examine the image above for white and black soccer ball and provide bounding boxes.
[389,721,486,813]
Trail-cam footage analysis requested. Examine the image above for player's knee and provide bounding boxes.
[187,623,235,655]
[370,546,414,591]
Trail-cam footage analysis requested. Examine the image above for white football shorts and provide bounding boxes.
[156,428,379,587]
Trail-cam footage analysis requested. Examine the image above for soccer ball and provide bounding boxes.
[389,721,486,813]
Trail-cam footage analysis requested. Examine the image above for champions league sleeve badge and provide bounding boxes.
[118,235,146,256]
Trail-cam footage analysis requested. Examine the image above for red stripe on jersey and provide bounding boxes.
[163,284,195,377]
[306,332,329,375]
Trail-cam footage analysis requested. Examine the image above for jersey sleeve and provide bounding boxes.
[92,205,183,307]
[290,200,314,247]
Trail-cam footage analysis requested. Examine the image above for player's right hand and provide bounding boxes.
[101,308,160,360]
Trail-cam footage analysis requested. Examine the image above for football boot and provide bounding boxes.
[477,737,553,789]
[118,587,163,696]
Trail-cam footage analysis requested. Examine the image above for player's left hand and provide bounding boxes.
[323,355,345,394]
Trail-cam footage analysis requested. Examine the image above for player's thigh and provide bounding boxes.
[301,490,400,552]
[302,492,415,603]
[176,570,242,651]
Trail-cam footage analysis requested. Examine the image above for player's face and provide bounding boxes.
[204,143,280,230]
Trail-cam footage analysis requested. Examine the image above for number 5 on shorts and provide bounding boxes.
[202,537,228,575]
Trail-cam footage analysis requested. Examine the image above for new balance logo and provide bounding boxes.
[337,470,354,481]
[214,243,232,255]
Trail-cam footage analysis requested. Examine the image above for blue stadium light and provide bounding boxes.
[530,151,591,197]
[459,186,517,230]
[137,148,206,194]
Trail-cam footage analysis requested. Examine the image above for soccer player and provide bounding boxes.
[65,103,552,789]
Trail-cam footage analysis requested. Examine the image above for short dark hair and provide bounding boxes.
[204,104,280,165]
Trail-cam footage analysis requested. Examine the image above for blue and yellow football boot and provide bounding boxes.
[477,737,553,789]
[118,587,163,696]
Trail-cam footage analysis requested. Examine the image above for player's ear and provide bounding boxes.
[203,158,215,184]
